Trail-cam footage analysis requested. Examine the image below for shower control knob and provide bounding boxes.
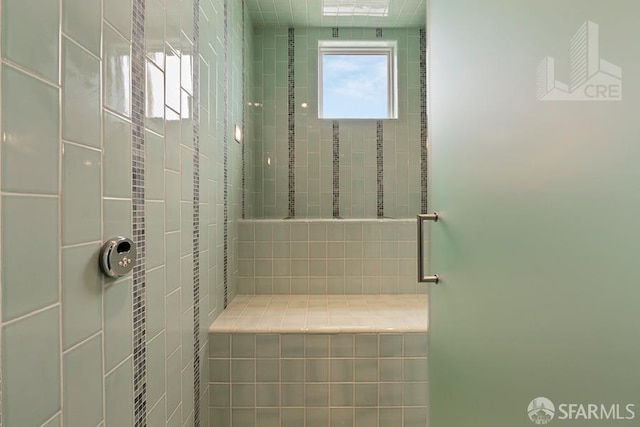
[99,236,137,278]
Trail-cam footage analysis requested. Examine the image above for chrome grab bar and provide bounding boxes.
[417,213,440,284]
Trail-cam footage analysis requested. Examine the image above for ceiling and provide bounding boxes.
[245,0,426,28]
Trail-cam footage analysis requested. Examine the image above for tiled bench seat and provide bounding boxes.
[208,295,429,427]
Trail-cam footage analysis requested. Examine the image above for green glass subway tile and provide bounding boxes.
[62,0,102,55]
[2,65,59,194]
[181,361,195,424]
[3,306,60,426]
[64,334,103,427]
[62,243,102,349]
[104,277,133,372]
[3,0,59,82]
[42,413,61,427]
[180,202,194,255]
[63,38,101,147]
[146,267,166,341]
[181,307,195,369]
[166,348,182,417]
[103,25,131,117]
[103,111,132,198]
[104,0,132,40]
[146,201,165,269]
[145,131,165,199]
[147,332,166,408]
[103,199,132,245]
[2,196,59,321]
[165,232,181,294]
[147,396,166,427]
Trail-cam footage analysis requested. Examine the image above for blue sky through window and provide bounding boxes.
[322,54,389,119]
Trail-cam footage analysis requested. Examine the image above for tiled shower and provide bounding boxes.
[0,0,428,426]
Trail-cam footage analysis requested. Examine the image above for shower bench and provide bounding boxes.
[208,294,428,427]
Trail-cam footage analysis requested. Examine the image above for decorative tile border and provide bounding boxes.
[332,121,340,218]
[131,0,147,425]
[192,0,202,425]
[376,27,383,38]
[223,0,230,308]
[377,120,384,218]
[332,27,339,38]
[419,28,428,214]
[288,27,295,218]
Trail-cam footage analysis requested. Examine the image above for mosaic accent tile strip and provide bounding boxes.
[131,0,147,425]
[288,27,296,218]
[241,1,247,219]
[376,28,383,38]
[332,27,339,38]
[192,0,202,425]
[420,28,429,214]
[332,121,340,218]
[377,120,384,218]
[223,0,230,308]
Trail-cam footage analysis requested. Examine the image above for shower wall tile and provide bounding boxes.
[62,243,102,349]
[2,196,59,321]
[209,332,427,427]
[1,64,60,195]
[104,0,132,40]
[63,37,101,148]
[2,307,60,426]
[104,278,133,372]
[63,334,104,427]
[105,357,134,426]
[238,220,425,295]
[62,143,102,245]
[250,27,423,219]
[2,0,60,82]
[62,0,102,56]
[1,0,252,425]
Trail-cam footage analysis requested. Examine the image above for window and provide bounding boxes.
[319,40,397,119]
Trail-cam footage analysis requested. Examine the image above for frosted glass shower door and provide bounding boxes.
[428,0,640,426]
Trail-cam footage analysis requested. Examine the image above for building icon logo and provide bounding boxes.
[537,21,622,101]
[528,397,556,425]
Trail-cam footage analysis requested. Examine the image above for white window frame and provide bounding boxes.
[318,40,398,119]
